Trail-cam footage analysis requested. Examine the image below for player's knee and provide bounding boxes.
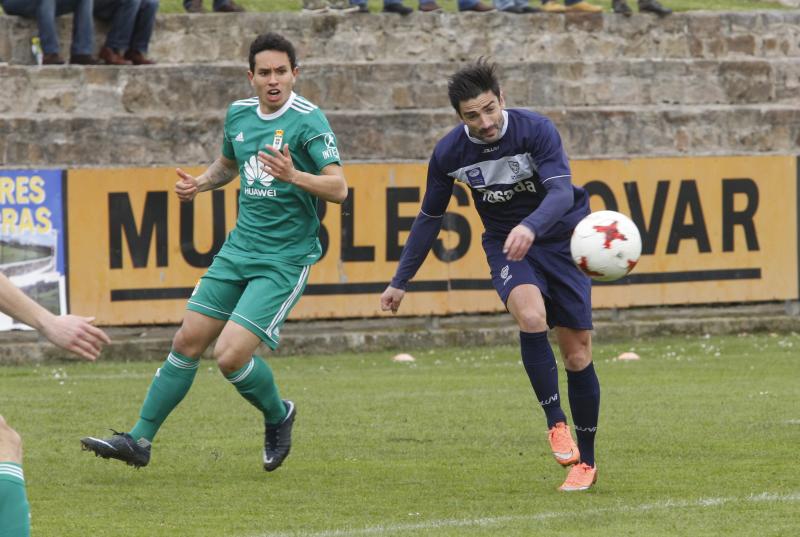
[172,326,204,358]
[515,309,548,333]
[213,345,248,376]
[0,418,23,463]
[563,348,591,370]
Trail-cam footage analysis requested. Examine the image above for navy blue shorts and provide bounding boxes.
[482,233,593,330]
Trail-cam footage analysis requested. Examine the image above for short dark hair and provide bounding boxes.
[249,32,298,72]
[447,58,501,114]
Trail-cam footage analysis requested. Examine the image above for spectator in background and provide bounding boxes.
[94,0,159,65]
[538,0,602,12]
[495,0,540,12]
[458,0,495,11]
[0,0,98,65]
[302,0,442,14]
[184,0,244,12]
[612,0,672,16]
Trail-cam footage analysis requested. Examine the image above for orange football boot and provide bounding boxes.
[558,462,598,491]
[548,422,580,466]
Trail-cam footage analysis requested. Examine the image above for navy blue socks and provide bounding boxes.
[519,331,567,428]
[566,362,600,467]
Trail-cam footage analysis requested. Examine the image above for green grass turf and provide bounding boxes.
[158,0,791,14]
[2,332,798,536]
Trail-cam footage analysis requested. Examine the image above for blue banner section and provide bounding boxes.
[0,169,66,327]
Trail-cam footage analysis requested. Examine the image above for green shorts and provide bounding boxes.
[186,251,310,349]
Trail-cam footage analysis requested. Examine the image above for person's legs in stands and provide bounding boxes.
[56,0,95,57]
[128,0,159,64]
[95,0,139,52]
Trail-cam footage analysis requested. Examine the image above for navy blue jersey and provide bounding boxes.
[390,108,589,290]
[422,109,588,240]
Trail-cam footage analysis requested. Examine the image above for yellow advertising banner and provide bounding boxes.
[67,156,799,325]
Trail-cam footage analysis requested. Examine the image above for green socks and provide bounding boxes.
[0,462,30,536]
[226,356,287,425]
[130,351,199,442]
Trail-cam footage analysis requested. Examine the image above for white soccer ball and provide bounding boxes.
[570,210,642,282]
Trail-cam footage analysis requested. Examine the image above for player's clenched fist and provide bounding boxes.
[175,168,199,202]
[380,286,405,314]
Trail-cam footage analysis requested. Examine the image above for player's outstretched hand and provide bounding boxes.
[380,286,405,315]
[258,144,297,184]
[503,224,535,262]
[41,315,111,362]
[175,168,199,202]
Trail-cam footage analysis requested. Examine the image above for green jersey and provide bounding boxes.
[220,91,341,265]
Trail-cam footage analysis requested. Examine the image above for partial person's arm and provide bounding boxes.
[380,156,454,313]
[174,155,239,202]
[504,118,574,261]
[258,145,348,203]
[0,273,110,361]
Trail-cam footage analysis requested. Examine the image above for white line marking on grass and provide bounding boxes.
[244,491,800,537]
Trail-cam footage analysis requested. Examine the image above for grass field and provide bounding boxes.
[159,0,791,14]
[2,333,798,536]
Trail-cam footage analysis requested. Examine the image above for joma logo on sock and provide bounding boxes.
[575,425,598,432]
[539,394,559,406]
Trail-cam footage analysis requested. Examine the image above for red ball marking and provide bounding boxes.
[578,256,604,277]
[593,221,627,249]
[625,258,638,274]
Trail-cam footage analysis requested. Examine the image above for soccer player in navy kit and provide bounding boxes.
[380,59,600,491]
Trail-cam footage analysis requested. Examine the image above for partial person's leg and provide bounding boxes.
[31,0,61,55]
[556,328,598,467]
[0,416,29,537]
[96,0,139,51]
[129,0,159,54]
[215,323,287,424]
[128,310,226,443]
[59,0,95,56]
[507,284,569,429]
[80,311,225,467]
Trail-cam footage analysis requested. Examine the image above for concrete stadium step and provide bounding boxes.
[1,11,799,65]
[2,104,797,167]
[2,58,798,116]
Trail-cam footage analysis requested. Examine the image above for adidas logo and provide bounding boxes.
[235,132,244,142]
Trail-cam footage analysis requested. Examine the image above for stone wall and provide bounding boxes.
[0,11,798,167]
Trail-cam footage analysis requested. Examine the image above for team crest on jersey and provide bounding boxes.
[465,167,486,187]
[243,155,274,187]
[272,130,284,150]
[508,160,520,175]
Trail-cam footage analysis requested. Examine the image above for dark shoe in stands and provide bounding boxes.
[612,0,633,15]
[70,54,100,65]
[185,0,205,12]
[502,5,525,12]
[42,53,65,65]
[638,0,672,16]
[125,50,156,65]
[520,5,542,12]
[99,47,132,65]
[383,3,413,15]
[419,2,443,11]
[461,1,495,11]
[215,1,246,11]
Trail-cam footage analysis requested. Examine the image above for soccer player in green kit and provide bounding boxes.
[81,32,348,472]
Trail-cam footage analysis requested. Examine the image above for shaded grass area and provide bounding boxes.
[2,333,798,536]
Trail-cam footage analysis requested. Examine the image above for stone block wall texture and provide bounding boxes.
[0,11,798,166]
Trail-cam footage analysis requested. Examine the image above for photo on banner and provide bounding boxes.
[0,169,67,330]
